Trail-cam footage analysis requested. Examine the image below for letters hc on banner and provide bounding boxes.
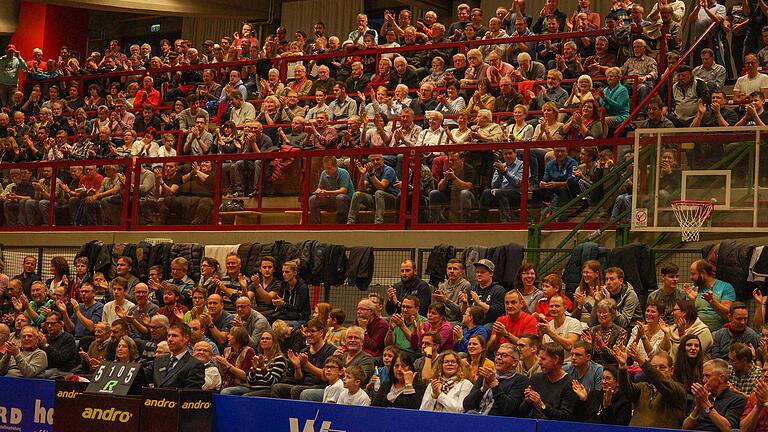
[0,376,55,432]
[212,395,537,432]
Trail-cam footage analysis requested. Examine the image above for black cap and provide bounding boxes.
[676,64,692,73]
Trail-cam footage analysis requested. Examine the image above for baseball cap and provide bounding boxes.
[676,64,692,73]
[6,44,17,52]
[203,40,215,46]
[473,259,495,272]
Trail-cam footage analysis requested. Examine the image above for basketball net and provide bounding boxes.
[671,200,714,242]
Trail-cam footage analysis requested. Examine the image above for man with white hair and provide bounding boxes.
[308,65,336,96]
[514,52,546,82]
[192,341,222,391]
[388,56,419,91]
[528,69,568,109]
[415,111,450,146]
[682,358,746,431]
[0,325,47,377]
[26,48,46,73]
[621,39,658,109]
[300,325,375,401]
[348,14,378,46]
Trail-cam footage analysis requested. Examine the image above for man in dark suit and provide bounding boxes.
[464,342,529,416]
[144,322,204,389]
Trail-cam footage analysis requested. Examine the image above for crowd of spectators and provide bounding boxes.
[3,250,768,430]
[0,0,763,226]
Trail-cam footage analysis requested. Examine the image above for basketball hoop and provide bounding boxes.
[671,200,714,242]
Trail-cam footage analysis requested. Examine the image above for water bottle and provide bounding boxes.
[373,368,381,391]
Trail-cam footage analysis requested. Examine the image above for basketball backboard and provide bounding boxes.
[631,126,768,234]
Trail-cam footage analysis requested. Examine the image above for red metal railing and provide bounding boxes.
[0,136,642,232]
[614,21,719,136]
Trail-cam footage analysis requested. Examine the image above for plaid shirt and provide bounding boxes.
[730,363,762,395]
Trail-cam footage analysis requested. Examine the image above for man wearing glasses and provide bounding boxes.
[270,318,336,399]
[384,295,425,357]
[40,311,77,377]
[60,283,103,349]
[464,342,529,416]
[353,298,388,357]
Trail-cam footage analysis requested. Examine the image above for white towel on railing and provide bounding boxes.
[205,245,240,268]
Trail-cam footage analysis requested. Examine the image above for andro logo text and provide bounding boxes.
[144,398,176,408]
[81,407,133,423]
[181,400,211,409]
[56,390,81,399]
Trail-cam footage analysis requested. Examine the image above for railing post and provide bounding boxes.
[48,167,57,227]
[212,158,222,226]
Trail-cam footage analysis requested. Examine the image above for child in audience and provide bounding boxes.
[367,345,398,393]
[325,308,347,346]
[337,365,371,406]
[322,356,345,403]
[325,308,347,347]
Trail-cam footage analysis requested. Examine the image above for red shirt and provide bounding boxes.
[79,173,104,191]
[742,393,768,432]
[355,316,388,357]
[535,295,573,321]
[492,311,538,344]
[157,304,189,324]
[133,88,161,109]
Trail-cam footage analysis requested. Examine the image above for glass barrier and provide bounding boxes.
[0,159,133,230]
[632,126,768,234]
[2,134,640,231]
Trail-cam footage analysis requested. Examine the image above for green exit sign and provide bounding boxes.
[150,24,160,32]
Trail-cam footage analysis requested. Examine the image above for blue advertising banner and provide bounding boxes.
[538,419,682,432]
[0,376,55,432]
[212,395,538,432]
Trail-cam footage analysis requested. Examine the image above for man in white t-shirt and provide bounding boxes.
[101,277,135,325]
[734,53,768,100]
[536,295,582,362]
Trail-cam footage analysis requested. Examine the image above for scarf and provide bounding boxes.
[440,376,459,395]
[290,77,307,92]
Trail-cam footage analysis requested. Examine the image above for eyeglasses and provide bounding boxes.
[324,365,339,369]
[496,352,517,359]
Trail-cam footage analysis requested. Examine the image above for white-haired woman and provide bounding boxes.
[565,74,596,108]
[258,68,285,99]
